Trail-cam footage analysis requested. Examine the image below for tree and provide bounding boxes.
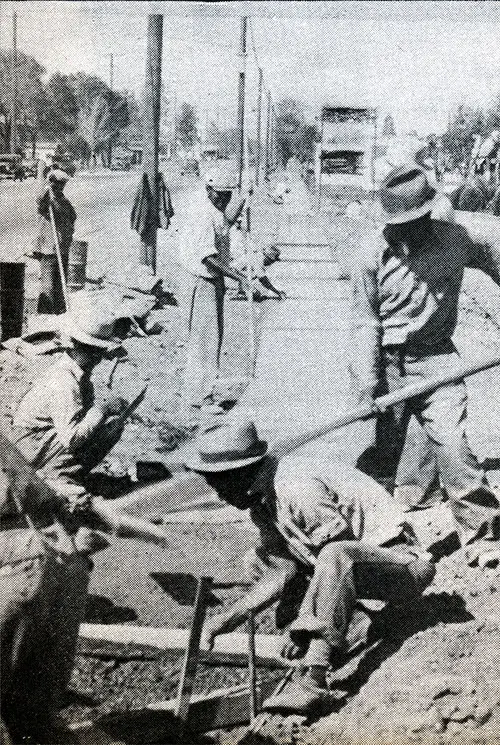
[275,98,319,165]
[442,104,487,169]
[0,49,47,152]
[176,102,198,151]
[40,73,79,142]
[382,114,396,138]
[69,72,129,166]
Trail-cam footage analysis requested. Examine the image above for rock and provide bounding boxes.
[474,704,492,726]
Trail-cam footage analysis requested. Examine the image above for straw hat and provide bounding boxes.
[184,419,268,472]
[204,165,238,191]
[379,165,439,224]
[59,291,122,353]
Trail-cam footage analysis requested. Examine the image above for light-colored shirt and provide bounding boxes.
[12,353,104,479]
[251,458,409,561]
[351,219,500,396]
[178,188,231,279]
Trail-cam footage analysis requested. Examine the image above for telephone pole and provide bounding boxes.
[236,16,248,188]
[265,90,271,178]
[255,67,263,185]
[107,53,114,167]
[10,11,18,154]
[140,14,163,274]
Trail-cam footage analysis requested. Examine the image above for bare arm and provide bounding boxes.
[204,255,252,289]
[350,243,382,403]
[258,274,286,298]
[202,561,297,648]
[224,189,249,225]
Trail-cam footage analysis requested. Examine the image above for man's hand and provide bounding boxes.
[280,632,309,660]
[202,612,234,650]
[358,390,384,415]
[101,396,128,417]
[101,415,125,445]
[276,290,287,301]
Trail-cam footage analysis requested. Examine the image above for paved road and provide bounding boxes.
[0,170,193,284]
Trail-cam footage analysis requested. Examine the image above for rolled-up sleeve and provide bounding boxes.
[350,242,382,398]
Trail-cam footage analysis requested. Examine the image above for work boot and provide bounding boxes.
[261,676,334,716]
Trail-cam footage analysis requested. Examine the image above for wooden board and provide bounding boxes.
[79,623,287,668]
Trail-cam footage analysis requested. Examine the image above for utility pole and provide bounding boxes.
[140,14,163,274]
[265,90,271,178]
[236,16,248,188]
[107,53,114,168]
[10,11,18,154]
[255,67,263,186]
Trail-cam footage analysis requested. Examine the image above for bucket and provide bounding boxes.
[67,240,88,291]
[0,262,25,341]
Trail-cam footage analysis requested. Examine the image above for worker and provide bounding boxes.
[351,164,500,566]
[2,294,128,744]
[178,166,253,418]
[449,173,492,213]
[34,161,76,315]
[12,291,129,489]
[184,419,435,716]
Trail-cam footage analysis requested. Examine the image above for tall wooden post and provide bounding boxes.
[255,67,263,186]
[265,90,271,178]
[107,53,114,168]
[236,17,248,188]
[140,14,163,274]
[10,11,17,154]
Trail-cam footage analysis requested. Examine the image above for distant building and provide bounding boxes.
[316,104,378,192]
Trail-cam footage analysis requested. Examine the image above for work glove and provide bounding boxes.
[247,454,280,501]
[201,612,234,651]
[101,415,125,445]
[357,390,385,416]
[280,631,309,660]
[276,290,287,301]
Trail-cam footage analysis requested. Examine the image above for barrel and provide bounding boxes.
[67,240,88,291]
[0,262,25,341]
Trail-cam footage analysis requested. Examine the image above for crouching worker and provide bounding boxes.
[185,419,435,716]
[12,291,129,493]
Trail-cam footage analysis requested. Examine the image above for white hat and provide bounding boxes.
[204,165,238,190]
[48,168,70,183]
[59,291,122,353]
[184,419,268,472]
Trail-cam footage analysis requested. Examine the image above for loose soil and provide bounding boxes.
[2,195,500,745]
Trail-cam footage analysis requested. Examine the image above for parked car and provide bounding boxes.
[22,158,38,178]
[0,154,25,180]
[110,153,132,171]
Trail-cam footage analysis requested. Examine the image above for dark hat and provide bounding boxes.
[380,165,438,224]
[184,419,268,472]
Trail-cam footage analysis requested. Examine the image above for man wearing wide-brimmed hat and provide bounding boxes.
[351,163,500,564]
[34,161,77,314]
[183,418,434,715]
[178,165,253,417]
[1,292,130,742]
[13,291,129,488]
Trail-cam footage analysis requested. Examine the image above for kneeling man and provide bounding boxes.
[184,419,435,715]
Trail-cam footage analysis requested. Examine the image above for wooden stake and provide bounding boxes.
[175,576,212,730]
[247,610,258,720]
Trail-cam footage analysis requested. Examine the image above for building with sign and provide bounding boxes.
[316,104,378,198]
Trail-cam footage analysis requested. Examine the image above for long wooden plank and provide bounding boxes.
[79,623,287,667]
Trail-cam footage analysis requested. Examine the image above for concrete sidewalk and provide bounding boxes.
[236,212,375,466]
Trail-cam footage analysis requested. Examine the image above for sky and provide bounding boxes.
[1,1,500,137]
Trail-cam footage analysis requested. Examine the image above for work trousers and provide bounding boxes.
[290,541,434,666]
[181,273,225,409]
[381,345,500,545]
[38,253,69,315]
[245,541,433,668]
[0,528,90,741]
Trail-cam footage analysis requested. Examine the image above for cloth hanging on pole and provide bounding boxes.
[131,173,174,238]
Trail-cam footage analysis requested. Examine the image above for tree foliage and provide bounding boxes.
[275,98,319,166]
[442,104,488,168]
[0,49,47,151]
[176,102,198,150]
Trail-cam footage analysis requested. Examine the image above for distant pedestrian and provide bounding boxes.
[34,161,76,314]
[178,166,252,417]
[351,164,500,566]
